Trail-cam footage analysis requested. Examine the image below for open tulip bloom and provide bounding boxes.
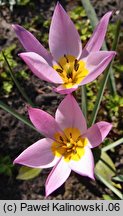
[12,3,116,94]
[14,95,112,196]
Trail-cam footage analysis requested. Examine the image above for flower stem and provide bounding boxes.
[89,19,120,127]
[81,85,87,121]
[80,0,119,95]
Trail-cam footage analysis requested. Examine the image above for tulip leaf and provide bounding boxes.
[112,175,123,183]
[2,51,34,107]
[102,194,118,200]
[0,100,36,131]
[16,166,42,180]
[92,148,101,164]
[95,152,121,189]
[102,138,123,152]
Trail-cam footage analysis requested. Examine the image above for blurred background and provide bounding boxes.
[0,0,123,200]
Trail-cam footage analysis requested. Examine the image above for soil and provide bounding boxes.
[0,0,123,200]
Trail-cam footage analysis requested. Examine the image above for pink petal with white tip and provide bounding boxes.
[45,157,71,197]
[14,138,59,168]
[69,146,95,179]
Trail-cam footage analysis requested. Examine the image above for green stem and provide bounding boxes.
[81,85,87,120]
[2,51,34,107]
[95,172,123,199]
[89,19,120,127]
[102,138,123,152]
[0,100,36,131]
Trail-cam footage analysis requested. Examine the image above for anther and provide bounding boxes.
[56,69,63,73]
[74,59,79,71]
[64,54,69,63]
[59,136,64,142]
[70,132,72,138]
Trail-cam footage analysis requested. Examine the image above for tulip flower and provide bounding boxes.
[14,94,112,196]
[12,3,116,94]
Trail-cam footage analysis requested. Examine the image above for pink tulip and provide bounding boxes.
[14,95,112,196]
[12,3,116,94]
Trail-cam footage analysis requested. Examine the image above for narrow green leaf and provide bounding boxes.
[103,194,114,200]
[80,0,98,28]
[89,19,120,127]
[80,0,118,95]
[112,175,123,183]
[102,138,123,152]
[2,51,34,107]
[16,166,42,180]
[81,85,87,120]
[95,151,121,189]
[0,100,36,131]
[95,171,123,199]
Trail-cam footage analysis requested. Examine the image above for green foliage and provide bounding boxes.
[112,175,123,183]
[0,0,31,11]
[103,194,118,200]
[16,166,42,180]
[86,80,99,113]
[0,45,29,95]
[0,155,13,176]
[0,44,17,68]
[95,152,121,189]
[105,94,123,118]
[69,6,92,42]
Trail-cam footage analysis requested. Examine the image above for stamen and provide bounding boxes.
[60,136,64,142]
[56,68,63,73]
[64,54,69,63]
[74,59,79,71]
[58,63,63,69]
[70,132,72,138]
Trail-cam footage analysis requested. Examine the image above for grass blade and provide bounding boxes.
[102,138,123,152]
[95,171,123,199]
[89,19,120,127]
[2,51,34,107]
[0,100,36,131]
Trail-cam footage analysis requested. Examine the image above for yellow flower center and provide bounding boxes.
[51,128,88,162]
[53,55,89,88]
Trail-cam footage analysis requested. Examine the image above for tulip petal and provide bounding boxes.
[14,138,59,168]
[55,94,87,133]
[82,11,112,57]
[45,157,71,197]
[83,121,112,148]
[81,51,116,85]
[69,146,95,179]
[28,107,62,139]
[53,84,78,94]
[19,52,63,84]
[12,24,52,64]
[49,2,82,61]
